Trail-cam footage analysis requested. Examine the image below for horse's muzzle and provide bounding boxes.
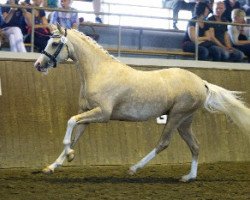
[34,62,47,72]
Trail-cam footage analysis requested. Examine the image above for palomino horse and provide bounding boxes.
[34,24,250,182]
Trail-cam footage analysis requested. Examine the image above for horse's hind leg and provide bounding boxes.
[177,115,200,182]
[129,112,189,175]
[43,124,87,174]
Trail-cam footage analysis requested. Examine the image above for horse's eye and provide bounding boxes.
[52,42,59,47]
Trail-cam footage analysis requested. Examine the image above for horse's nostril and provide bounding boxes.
[34,62,42,71]
[34,62,40,68]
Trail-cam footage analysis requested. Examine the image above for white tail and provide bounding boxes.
[204,81,250,133]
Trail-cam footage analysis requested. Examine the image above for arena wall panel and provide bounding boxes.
[0,59,249,168]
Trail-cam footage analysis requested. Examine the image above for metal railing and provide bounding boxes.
[1,3,250,60]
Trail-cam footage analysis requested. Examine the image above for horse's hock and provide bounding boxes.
[0,58,250,168]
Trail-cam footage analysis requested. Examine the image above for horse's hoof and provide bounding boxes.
[42,166,54,174]
[67,150,75,162]
[128,167,136,175]
[179,175,196,183]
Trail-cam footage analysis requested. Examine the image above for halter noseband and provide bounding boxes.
[41,28,68,68]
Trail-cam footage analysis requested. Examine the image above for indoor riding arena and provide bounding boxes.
[0,52,249,199]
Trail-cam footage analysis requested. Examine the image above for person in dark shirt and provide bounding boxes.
[0,7,3,26]
[207,0,244,61]
[1,0,29,52]
[0,7,3,48]
[24,0,51,52]
[222,0,241,21]
[182,2,215,60]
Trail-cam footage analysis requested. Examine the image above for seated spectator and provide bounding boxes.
[182,2,215,60]
[228,8,250,62]
[172,0,197,30]
[222,0,241,21]
[207,0,244,62]
[43,0,58,24]
[50,0,79,29]
[43,0,58,8]
[0,7,3,26]
[0,8,3,48]
[24,0,51,52]
[0,0,30,52]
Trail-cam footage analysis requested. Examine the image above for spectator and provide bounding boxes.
[222,0,241,21]
[0,7,3,48]
[50,0,79,29]
[80,0,102,23]
[172,0,197,30]
[228,8,250,62]
[182,2,215,60]
[207,0,244,61]
[0,7,3,26]
[92,0,102,23]
[0,0,29,52]
[25,0,51,52]
[43,0,59,24]
[0,30,2,49]
[43,0,58,8]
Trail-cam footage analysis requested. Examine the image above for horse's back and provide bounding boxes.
[128,67,206,97]
[110,67,207,121]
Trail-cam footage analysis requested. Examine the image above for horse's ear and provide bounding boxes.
[48,24,57,33]
[57,23,63,34]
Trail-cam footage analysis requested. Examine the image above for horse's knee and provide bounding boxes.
[68,117,77,127]
[63,117,77,146]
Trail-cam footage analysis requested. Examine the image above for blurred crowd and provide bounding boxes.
[180,0,250,62]
[0,0,102,52]
[0,0,249,63]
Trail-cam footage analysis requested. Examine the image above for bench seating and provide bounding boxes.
[79,23,186,49]
[106,47,194,58]
[78,23,193,59]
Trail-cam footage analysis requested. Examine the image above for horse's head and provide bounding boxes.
[34,24,74,73]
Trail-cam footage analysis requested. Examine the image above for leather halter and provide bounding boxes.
[41,28,68,68]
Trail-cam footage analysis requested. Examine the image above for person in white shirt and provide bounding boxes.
[228,8,250,62]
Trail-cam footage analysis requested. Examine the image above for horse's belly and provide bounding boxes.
[111,102,168,121]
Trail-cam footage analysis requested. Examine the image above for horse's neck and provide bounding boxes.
[68,32,115,76]
[68,31,122,91]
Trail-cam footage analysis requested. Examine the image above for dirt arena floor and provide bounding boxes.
[0,162,249,200]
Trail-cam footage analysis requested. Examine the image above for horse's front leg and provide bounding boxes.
[43,124,87,174]
[43,107,107,174]
[63,107,108,156]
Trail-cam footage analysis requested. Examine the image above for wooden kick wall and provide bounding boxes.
[0,59,249,168]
